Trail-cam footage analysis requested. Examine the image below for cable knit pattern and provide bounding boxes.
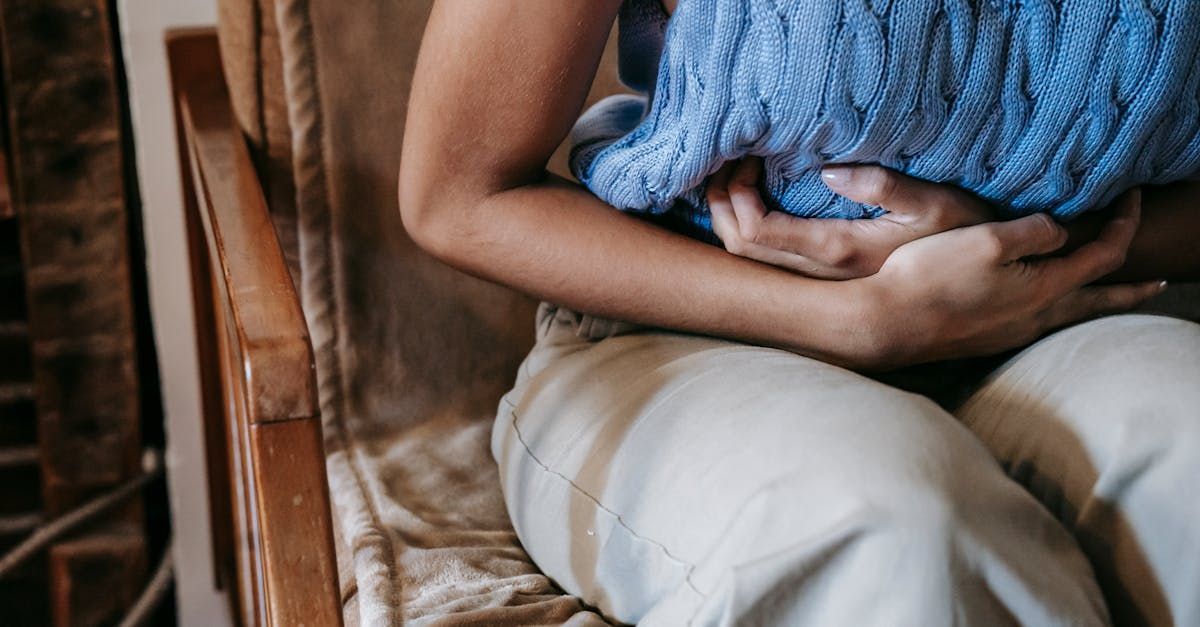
[571,0,1200,240]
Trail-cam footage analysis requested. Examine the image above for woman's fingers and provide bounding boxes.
[1037,205,1161,331]
[728,158,769,241]
[973,213,1069,262]
[1041,280,1166,331]
[711,159,1013,280]
[708,162,741,246]
[708,165,827,275]
[709,159,843,274]
[821,165,989,228]
[710,159,905,276]
[724,157,830,253]
[1037,189,1142,291]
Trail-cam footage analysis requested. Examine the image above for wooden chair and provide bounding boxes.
[167,0,625,620]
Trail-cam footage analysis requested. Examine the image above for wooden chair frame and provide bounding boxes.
[167,29,342,626]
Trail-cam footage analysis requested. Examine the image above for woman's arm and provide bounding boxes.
[399,1,1160,369]
[1067,181,1200,282]
[400,1,879,366]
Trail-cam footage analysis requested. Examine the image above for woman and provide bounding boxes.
[399,2,1200,625]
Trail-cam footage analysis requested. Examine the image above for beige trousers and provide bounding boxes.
[493,305,1200,626]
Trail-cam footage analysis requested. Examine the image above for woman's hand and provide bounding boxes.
[707,158,993,279]
[859,189,1166,368]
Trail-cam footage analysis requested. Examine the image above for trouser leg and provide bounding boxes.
[959,315,1200,626]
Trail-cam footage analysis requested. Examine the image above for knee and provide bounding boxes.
[960,315,1200,515]
[688,394,1105,625]
[1062,316,1200,448]
[815,394,1054,562]
[969,315,1200,450]
[1054,315,1200,403]
[846,446,1006,558]
[847,474,970,570]
[776,393,1009,555]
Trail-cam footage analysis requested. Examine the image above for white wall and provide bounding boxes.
[117,1,232,625]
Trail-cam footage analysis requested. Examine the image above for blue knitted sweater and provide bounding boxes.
[570,0,1200,241]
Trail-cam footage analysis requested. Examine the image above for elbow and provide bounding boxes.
[399,144,539,268]
[397,160,460,262]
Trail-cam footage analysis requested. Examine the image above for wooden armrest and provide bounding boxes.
[167,29,341,627]
[176,51,314,425]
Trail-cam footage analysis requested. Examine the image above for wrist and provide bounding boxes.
[779,276,901,370]
[843,274,947,370]
[843,276,906,369]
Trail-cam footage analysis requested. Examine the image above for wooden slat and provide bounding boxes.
[213,274,265,626]
[0,319,27,335]
[0,444,38,467]
[0,511,41,535]
[0,381,32,404]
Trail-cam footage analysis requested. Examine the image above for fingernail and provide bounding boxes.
[1158,280,1169,292]
[821,166,855,189]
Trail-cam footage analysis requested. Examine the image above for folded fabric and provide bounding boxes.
[571,0,1200,240]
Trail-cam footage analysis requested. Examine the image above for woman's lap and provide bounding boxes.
[493,305,1197,625]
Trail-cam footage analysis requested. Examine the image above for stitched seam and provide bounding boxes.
[499,343,799,607]
[507,396,827,625]
[501,348,842,621]
[502,401,704,599]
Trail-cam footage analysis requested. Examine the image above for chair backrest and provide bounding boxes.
[217,0,625,432]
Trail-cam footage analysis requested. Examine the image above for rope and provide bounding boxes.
[117,538,175,627]
[0,449,163,578]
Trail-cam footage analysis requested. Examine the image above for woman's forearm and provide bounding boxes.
[1121,181,1200,281]
[408,174,882,367]
[1066,180,1200,282]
